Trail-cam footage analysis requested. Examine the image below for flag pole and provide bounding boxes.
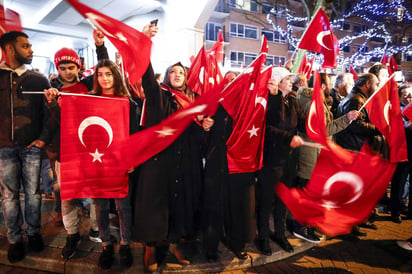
[21,91,129,101]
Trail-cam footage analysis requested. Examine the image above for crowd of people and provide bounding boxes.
[0,22,411,272]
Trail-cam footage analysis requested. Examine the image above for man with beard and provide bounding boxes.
[334,73,385,238]
[0,31,52,263]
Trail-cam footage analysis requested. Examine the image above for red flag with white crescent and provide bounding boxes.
[365,75,408,162]
[66,0,152,86]
[60,95,130,200]
[305,71,353,163]
[298,7,338,68]
[276,143,396,236]
[221,53,271,173]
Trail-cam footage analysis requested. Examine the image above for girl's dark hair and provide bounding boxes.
[93,59,130,98]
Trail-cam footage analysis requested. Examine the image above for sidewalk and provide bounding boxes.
[0,195,317,273]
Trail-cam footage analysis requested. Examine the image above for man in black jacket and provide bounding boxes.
[0,31,52,263]
[335,73,382,152]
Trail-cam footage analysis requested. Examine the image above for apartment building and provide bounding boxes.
[205,0,412,81]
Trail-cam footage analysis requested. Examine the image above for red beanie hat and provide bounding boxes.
[54,47,81,69]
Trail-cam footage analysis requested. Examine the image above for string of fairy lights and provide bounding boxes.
[266,0,412,69]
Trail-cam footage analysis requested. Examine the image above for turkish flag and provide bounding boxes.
[403,102,412,122]
[306,71,353,164]
[365,76,408,162]
[349,65,358,81]
[298,7,338,69]
[390,55,399,73]
[221,53,271,173]
[66,0,152,86]
[0,5,22,62]
[306,71,328,144]
[82,65,96,78]
[187,46,208,95]
[322,34,339,69]
[187,45,223,96]
[381,54,398,76]
[298,55,308,75]
[60,95,130,200]
[207,30,224,64]
[260,34,268,54]
[112,88,221,170]
[298,54,315,80]
[276,144,396,236]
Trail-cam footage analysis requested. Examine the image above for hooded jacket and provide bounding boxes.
[0,63,52,147]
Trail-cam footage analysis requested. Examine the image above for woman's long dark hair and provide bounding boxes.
[93,59,130,98]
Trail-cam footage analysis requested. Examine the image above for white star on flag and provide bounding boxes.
[155,127,177,137]
[89,148,104,163]
[116,32,128,43]
[247,125,259,138]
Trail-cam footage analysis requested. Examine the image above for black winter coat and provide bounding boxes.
[132,63,206,243]
[334,86,384,153]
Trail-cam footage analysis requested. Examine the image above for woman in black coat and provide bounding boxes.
[132,60,213,271]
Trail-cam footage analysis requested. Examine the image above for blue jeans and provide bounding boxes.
[0,146,42,243]
[95,193,132,245]
[40,158,53,194]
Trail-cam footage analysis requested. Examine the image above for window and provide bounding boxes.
[406,54,412,62]
[230,23,258,39]
[266,55,286,66]
[343,45,351,53]
[353,23,368,34]
[206,22,223,41]
[262,2,272,13]
[230,50,257,66]
[342,21,351,31]
[262,29,286,44]
[262,2,286,18]
[230,0,258,12]
[353,44,368,53]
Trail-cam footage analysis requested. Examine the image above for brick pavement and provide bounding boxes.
[0,196,411,273]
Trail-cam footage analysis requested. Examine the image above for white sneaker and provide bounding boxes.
[89,229,102,243]
[397,240,412,251]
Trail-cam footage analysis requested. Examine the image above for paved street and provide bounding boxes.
[0,195,411,273]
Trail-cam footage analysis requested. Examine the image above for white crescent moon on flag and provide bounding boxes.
[383,100,391,127]
[255,96,267,110]
[78,116,113,148]
[321,171,364,208]
[199,67,204,85]
[316,30,332,51]
[307,102,318,136]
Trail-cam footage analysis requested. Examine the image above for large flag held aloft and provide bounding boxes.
[221,39,271,173]
[298,7,339,69]
[67,0,152,86]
